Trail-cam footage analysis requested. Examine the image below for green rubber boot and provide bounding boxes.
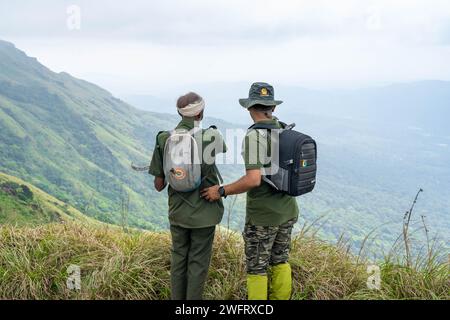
[247,274,268,300]
[269,263,292,300]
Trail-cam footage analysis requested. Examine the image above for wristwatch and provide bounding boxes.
[218,186,227,198]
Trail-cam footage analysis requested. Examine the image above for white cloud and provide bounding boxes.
[1,0,450,94]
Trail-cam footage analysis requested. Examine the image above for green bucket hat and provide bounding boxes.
[239,82,283,109]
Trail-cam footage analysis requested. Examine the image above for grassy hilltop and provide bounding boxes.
[0,173,448,300]
[1,221,448,300]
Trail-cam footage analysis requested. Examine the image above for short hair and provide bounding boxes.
[249,104,275,113]
[177,92,202,109]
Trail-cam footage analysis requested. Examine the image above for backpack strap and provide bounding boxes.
[212,163,224,185]
[249,122,278,130]
[249,121,295,130]
[170,189,196,208]
[156,130,169,150]
[205,125,224,185]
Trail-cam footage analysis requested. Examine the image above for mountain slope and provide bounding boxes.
[0,172,98,226]
[0,40,178,229]
[0,40,449,254]
[0,40,241,231]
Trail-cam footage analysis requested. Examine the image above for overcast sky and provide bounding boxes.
[1,0,450,95]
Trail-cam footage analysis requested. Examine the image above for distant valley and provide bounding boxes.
[0,39,448,255]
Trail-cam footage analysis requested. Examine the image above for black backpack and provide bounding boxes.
[249,121,317,197]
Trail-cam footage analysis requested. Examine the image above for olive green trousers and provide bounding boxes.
[170,224,216,300]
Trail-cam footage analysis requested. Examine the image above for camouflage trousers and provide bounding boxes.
[243,217,298,275]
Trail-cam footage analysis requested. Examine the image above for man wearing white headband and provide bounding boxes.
[149,92,226,300]
[177,97,205,118]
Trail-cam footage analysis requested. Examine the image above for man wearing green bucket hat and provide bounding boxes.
[201,82,299,300]
[238,82,283,109]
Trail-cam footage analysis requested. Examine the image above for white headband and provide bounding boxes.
[178,99,205,117]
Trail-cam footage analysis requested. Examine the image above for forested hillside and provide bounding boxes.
[0,172,98,226]
[0,39,448,255]
[0,40,181,229]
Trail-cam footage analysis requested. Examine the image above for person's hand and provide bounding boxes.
[201,185,221,202]
[154,177,166,192]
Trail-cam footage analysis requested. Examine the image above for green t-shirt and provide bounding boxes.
[242,118,299,226]
[149,117,227,228]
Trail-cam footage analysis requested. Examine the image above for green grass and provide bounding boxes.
[0,221,447,300]
[0,172,103,227]
[0,173,447,300]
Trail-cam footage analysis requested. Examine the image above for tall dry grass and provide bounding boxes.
[0,221,448,300]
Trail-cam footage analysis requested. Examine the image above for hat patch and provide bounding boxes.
[260,88,268,96]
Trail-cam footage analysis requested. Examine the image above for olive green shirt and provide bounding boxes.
[149,118,227,228]
[242,118,299,226]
